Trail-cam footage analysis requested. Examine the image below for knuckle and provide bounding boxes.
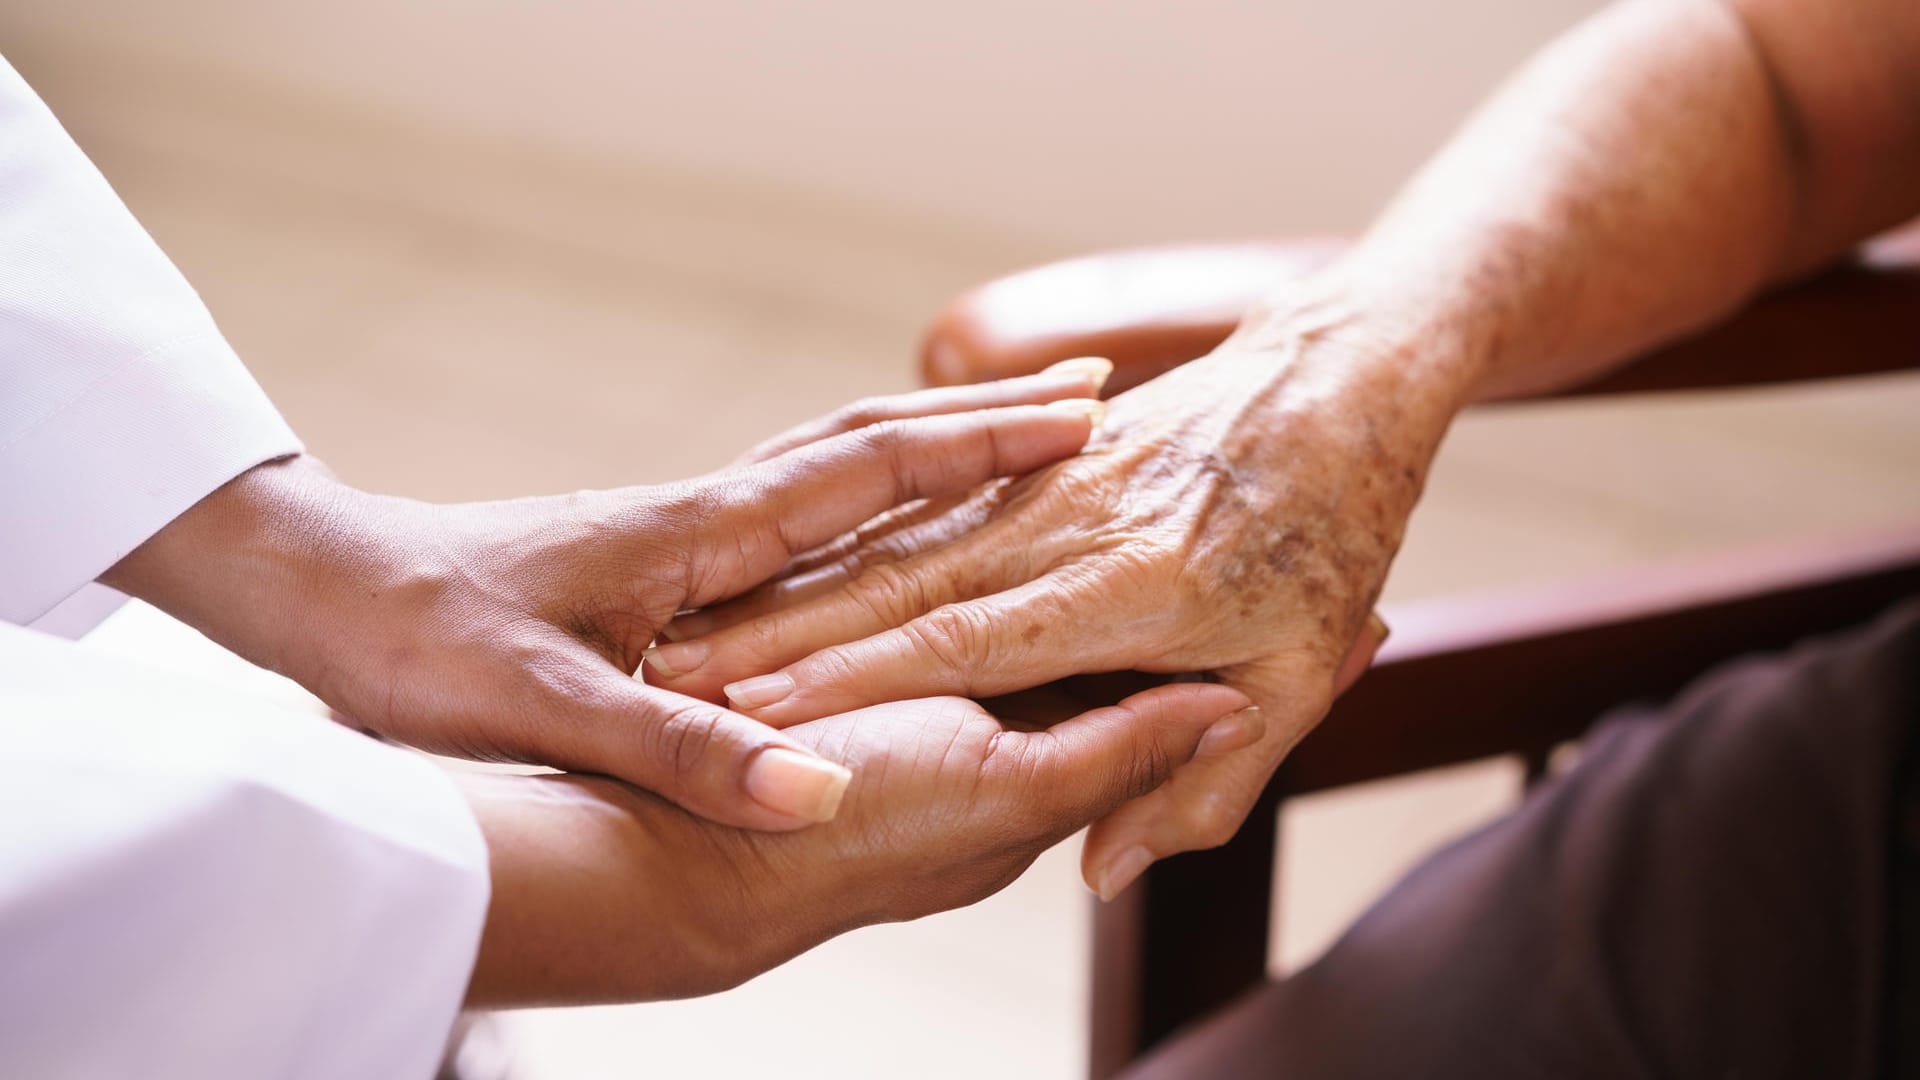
[1179,791,1247,851]
[643,700,732,792]
[865,417,974,500]
[904,603,991,676]
[856,416,913,452]
[795,644,862,690]
[1073,543,1181,614]
[847,560,931,626]
[1121,737,1174,801]
[1030,456,1114,512]
[739,612,792,659]
[981,729,1048,791]
[835,396,893,432]
[665,478,733,524]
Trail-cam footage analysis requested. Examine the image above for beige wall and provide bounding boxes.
[1,0,1599,248]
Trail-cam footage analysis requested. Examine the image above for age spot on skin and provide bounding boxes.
[1021,622,1046,645]
[1263,530,1308,577]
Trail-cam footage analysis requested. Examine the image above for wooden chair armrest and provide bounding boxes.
[1290,523,1920,792]
[926,225,1920,397]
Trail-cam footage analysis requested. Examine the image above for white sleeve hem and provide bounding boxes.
[0,332,303,624]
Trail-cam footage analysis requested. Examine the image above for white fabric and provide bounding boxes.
[0,52,302,627]
[0,621,490,1080]
[0,53,491,1078]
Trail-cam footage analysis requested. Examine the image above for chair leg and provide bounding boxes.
[1088,791,1281,1079]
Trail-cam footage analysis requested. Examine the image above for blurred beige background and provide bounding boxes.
[7,2,1916,1077]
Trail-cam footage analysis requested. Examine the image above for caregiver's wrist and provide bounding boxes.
[464,770,806,1006]
[103,455,376,665]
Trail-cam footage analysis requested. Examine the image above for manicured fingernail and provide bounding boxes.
[1195,705,1265,758]
[745,747,852,822]
[1368,611,1391,642]
[1094,846,1155,902]
[642,640,709,679]
[725,672,796,710]
[1044,356,1114,393]
[1046,397,1107,428]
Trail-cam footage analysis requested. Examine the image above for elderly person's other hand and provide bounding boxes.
[464,679,1254,1004]
[103,365,1110,833]
[645,306,1447,894]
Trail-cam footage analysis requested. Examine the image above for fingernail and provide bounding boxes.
[745,747,852,823]
[725,672,796,710]
[655,622,686,643]
[642,640,709,679]
[1094,845,1154,902]
[1044,356,1114,393]
[1195,705,1265,758]
[1368,611,1391,642]
[1046,397,1107,428]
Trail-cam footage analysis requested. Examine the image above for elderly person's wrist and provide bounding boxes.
[1228,268,1496,425]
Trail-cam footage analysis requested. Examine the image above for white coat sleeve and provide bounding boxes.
[0,620,491,1080]
[0,52,303,627]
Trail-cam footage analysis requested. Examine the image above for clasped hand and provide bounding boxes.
[646,314,1442,897]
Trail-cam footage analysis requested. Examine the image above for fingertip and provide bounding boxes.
[641,639,709,681]
[1332,610,1390,696]
[1043,397,1107,431]
[1115,681,1255,728]
[1193,705,1265,758]
[980,400,1101,472]
[1088,844,1154,902]
[744,746,853,825]
[722,671,797,711]
[719,674,823,729]
[1039,355,1114,395]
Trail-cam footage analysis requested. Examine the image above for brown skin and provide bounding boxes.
[462,681,1254,1005]
[103,367,1112,831]
[649,0,1920,896]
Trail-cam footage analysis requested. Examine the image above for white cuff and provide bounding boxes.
[0,332,302,625]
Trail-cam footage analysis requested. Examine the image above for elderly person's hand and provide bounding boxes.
[643,298,1461,894]
[463,679,1255,1004]
[103,364,1110,832]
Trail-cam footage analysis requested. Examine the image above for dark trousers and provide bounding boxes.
[1129,600,1920,1079]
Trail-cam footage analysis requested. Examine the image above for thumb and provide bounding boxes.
[557,677,855,831]
[1332,611,1391,697]
[1022,682,1256,829]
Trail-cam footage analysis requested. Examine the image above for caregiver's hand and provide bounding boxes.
[465,680,1254,1005]
[646,296,1473,887]
[103,365,1109,832]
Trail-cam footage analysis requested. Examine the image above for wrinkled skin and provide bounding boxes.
[649,305,1461,893]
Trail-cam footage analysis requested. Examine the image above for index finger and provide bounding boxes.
[736,357,1112,464]
[691,403,1101,602]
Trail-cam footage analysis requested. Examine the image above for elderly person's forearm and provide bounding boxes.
[1284,0,1920,407]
